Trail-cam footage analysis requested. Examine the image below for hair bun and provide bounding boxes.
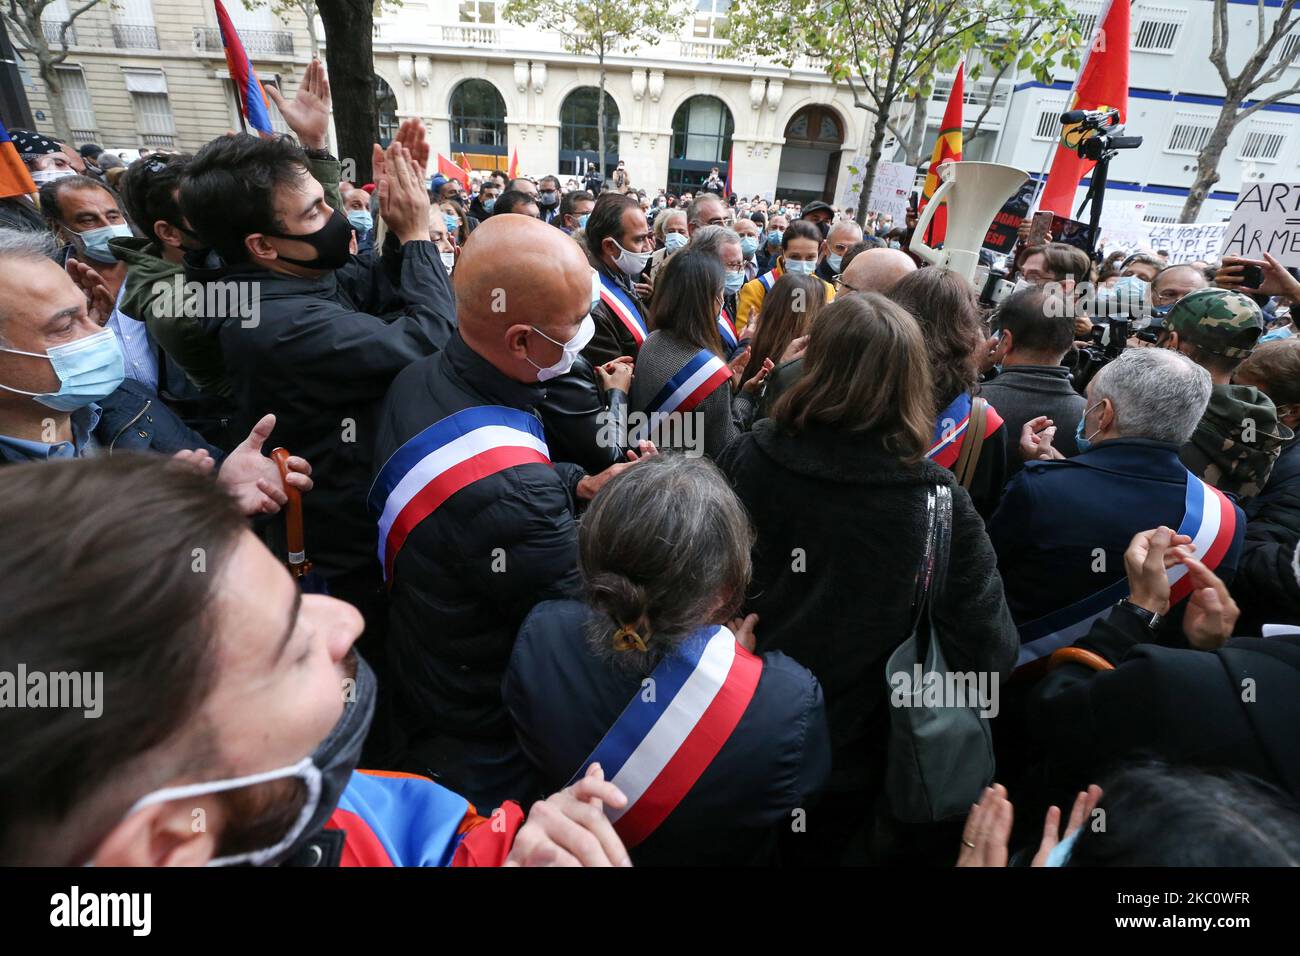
[586,571,648,632]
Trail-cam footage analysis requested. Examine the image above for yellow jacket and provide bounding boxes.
[735,259,835,334]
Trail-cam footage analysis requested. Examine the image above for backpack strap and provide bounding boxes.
[953,396,988,489]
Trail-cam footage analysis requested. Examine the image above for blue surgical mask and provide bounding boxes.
[1075,401,1103,452]
[827,253,843,273]
[725,270,745,294]
[767,229,783,246]
[785,258,816,276]
[740,236,759,258]
[347,210,373,234]
[483,197,496,213]
[578,213,589,229]
[0,328,125,411]
[443,213,459,232]
[73,223,133,264]
[664,232,688,252]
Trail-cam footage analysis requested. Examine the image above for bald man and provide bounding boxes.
[372,214,642,809]
[759,247,916,415]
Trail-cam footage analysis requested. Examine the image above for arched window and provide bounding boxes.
[777,105,846,204]
[449,79,507,158]
[558,87,619,177]
[669,95,733,194]
[374,75,398,147]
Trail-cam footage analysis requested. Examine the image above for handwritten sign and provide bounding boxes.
[867,161,917,220]
[1223,182,1300,267]
[1146,222,1227,263]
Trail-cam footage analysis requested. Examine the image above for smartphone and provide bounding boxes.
[1240,264,1265,289]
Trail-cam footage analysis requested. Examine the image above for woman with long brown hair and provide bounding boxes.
[742,272,826,383]
[889,267,1009,518]
[717,293,1016,865]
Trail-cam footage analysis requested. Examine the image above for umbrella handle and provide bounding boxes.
[271,447,311,579]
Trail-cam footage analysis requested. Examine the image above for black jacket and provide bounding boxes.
[534,357,628,475]
[504,599,831,865]
[373,333,586,745]
[1028,606,1300,805]
[977,364,1085,478]
[190,239,456,579]
[1233,437,1300,634]
[583,261,648,367]
[716,419,1018,793]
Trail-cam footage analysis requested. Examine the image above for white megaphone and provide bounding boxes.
[909,161,1029,284]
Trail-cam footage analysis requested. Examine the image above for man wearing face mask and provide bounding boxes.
[0,455,632,867]
[372,215,653,809]
[756,212,787,274]
[342,188,376,255]
[537,175,562,225]
[179,123,455,661]
[583,192,654,366]
[733,215,761,281]
[2,130,67,234]
[557,188,594,235]
[815,219,863,283]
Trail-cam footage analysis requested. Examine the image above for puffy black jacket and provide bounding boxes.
[504,599,831,865]
[534,357,628,475]
[716,419,1018,795]
[190,238,456,579]
[372,333,587,747]
[1233,437,1300,634]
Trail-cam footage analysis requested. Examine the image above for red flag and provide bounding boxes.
[437,154,468,190]
[919,60,964,246]
[508,148,519,179]
[1038,0,1130,216]
[456,151,472,173]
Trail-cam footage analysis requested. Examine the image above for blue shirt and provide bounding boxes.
[0,403,101,460]
[107,284,159,393]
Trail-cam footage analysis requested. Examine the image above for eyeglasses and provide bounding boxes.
[834,276,864,294]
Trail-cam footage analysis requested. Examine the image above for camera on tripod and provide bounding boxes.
[1060,108,1143,159]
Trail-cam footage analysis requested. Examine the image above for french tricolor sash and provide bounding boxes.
[757,265,783,291]
[368,406,551,584]
[927,392,1004,469]
[568,625,763,847]
[1015,470,1238,667]
[717,310,739,351]
[598,272,647,345]
[628,349,731,444]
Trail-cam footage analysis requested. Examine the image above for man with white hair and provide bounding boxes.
[988,348,1247,664]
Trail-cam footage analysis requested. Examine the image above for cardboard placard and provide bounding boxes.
[1223,182,1300,267]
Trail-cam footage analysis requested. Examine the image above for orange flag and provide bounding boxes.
[919,60,964,247]
[0,120,37,199]
[1038,0,1130,216]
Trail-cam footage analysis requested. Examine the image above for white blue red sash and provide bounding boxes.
[717,310,739,351]
[368,406,551,584]
[757,264,783,291]
[628,349,731,444]
[927,392,1004,469]
[1015,470,1239,667]
[598,272,647,345]
[568,625,762,847]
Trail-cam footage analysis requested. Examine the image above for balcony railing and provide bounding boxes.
[439,24,501,46]
[69,128,98,144]
[194,26,295,56]
[140,133,175,147]
[679,38,728,60]
[112,24,160,50]
[40,20,76,46]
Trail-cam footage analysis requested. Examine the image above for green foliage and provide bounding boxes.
[502,0,686,59]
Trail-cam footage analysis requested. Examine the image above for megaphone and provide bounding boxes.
[910,161,1029,284]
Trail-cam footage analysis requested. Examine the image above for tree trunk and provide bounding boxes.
[1179,100,1241,223]
[301,0,321,58]
[855,106,892,228]
[316,0,376,183]
[902,87,928,166]
[38,56,73,143]
[597,60,607,182]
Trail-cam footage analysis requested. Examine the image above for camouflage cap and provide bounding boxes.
[1162,287,1263,358]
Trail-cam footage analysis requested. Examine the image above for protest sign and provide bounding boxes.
[857,161,915,220]
[1147,222,1227,263]
[982,180,1037,255]
[1223,182,1300,267]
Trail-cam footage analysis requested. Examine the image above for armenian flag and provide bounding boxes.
[918,59,963,247]
[1038,0,1130,216]
[214,0,275,136]
[0,120,37,199]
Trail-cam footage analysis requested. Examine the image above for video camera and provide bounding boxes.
[1073,318,1160,392]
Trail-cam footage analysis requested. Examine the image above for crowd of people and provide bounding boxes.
[1,67,1297,869]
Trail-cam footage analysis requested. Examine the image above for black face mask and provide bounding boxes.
[263,207,353,271]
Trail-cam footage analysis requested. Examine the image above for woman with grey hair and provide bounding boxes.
[503,453,830,865]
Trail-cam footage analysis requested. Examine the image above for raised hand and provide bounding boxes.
[1031,785,1103,867]
[65,259,116,327]
[216,413,314,517]
[265,58,331,151]
[374,139,432,244]
[393,117,430,178]
[956,784,1014,867]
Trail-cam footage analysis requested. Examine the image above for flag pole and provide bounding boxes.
[1028,0,1114,214]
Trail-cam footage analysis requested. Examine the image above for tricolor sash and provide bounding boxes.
[598,272,647,345]
[757,264,783,291]
[927,392,1004,469]
[568,625,763,847]
[717,310,739,351]
[628,349,731,444]
[1015,470,1239,667]
[368,406,551,584]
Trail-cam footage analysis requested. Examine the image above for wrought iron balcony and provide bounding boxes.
[112,24,160,50]
[194,26,295,56]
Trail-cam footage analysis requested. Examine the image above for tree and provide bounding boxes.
[1179,0,1300,222]
[314,0,379,182]
[244,0,322,58]
[3,0,105,143]
[729,0,1081,226]
[503,0,685,181]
